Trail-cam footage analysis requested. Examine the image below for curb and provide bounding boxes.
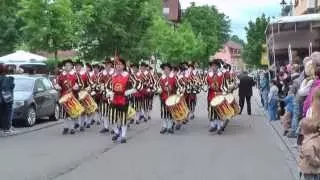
[0,120,63,138]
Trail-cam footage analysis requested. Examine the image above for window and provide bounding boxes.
[41,78,53,90]
[14,78,34,92]
[34,79,46,92]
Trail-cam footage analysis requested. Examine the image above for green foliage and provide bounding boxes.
[230,35,245,47]
[242,14,269,67]
[183,5,231,62]
[18,0,93,60]
[0,0,23,56]
[45,58,60,72]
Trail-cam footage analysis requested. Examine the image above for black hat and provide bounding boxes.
[86,63,92,69]
[104,58,113,65]
[187,61,195,68]
[223,63,231,70]
[209,59,222,67]
[172,65,179,72]
[62,59,74,66]
[115,57,126,66]
[160,63,172,70]
[92,63,100,68]
[130,63,139,68]
[75,60,83,66]
[140,62,148,67]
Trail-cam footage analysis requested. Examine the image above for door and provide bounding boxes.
[41,78,57,116]
[33,79,47,117]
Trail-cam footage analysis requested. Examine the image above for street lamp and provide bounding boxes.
[280,0,287,9]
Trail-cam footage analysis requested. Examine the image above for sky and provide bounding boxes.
[180,0,283,40]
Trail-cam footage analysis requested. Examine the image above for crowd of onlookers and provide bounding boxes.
[257,52,320,179]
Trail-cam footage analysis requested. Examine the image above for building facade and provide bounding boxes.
[212,41,244,71]
[294,0,320,15]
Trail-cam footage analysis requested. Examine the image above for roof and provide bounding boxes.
[270,13,320,24]
[225,41,242,49]
[0,50,47,63]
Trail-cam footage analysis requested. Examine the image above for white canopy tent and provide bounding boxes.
[0,50,47,63]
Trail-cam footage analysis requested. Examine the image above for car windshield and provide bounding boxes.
[14,78,34,92]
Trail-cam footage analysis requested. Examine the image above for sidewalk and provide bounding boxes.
[0,120,63,137]
[252,89,299,161]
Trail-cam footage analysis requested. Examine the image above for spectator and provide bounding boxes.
[298,88,320,180]
[0,64,16,134]
[268,80,279,121]
[260,69,270,110]
[281,86,295,136]
[238,71,255,115]
[288,57,314,138]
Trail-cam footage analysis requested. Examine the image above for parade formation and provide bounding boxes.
[53,57,240,143]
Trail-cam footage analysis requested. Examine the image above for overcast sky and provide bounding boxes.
[180,0,283,40]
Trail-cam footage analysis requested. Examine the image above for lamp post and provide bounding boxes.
[280,0,287,9]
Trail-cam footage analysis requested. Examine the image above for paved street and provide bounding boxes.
[0,91,297,180]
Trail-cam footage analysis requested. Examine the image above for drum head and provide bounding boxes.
[79,91,88,100]
[59,93,72,104]
[165,95,181,106]
[225,94,235,103]
[210,95,225,106]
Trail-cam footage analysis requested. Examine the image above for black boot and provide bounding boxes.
[217,128,223,135]
[86,124,91,128]
[112,134,120,142]
[175,124,181,130]
[120,138,127,144]
[62,128,69,135]
[99,128,109,134]
[70,129,76,134]
[97,121,101,125]
[190,114,195,120]
[221,119,229,131]
[168,128,174,134]
[209,127,217,132]
[148,116,151,120]
[74,124,80,129]
[130,119,134,124]
[90,120,96,125]
[144,117,148,122]
[80,127,85,132]
[160,128,167,134]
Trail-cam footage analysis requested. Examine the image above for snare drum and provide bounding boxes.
[79,90,98,115]
[225,94,240,115]
[59,93,84,118]
[210,95,234,120]
[165,95,190,121]
[126,106,136,121]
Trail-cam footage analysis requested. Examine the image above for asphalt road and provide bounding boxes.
[0,91,297,180]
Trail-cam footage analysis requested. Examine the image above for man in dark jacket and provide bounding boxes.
[0,64,15,134]
[238,71,256,115]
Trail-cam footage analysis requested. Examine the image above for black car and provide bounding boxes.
[11,75,59,126]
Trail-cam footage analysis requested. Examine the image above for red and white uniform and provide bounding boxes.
[76,69,89,90]
[57,70,78,96]
[206,71,224,104]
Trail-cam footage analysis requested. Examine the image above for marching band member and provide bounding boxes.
[75,61,90,131]
[87,63,100,126]
[105,57,140,143]
[98,59,114,133]
[55,59,80,135]
[184,62,198,120]
[157,63,177,134]
[129,63,143,124]
[140,62,152,121]
[205,59,225,135]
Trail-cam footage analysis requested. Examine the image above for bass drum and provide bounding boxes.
[210,95,234,120]
[165,95,189,122]
[225,94,240,116]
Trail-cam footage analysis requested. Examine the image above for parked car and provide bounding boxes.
[11,75,59,126]
[4,62,48,74]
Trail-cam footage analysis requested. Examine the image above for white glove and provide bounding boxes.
[157,88,162,94]
[73,84,79,91]
[125,89,137,96]
[147,88,151,92]
[54,84,61,90]
[106,91,114,98]
[90,91,96,96]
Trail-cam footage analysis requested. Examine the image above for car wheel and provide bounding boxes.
[26,107,36,127]
[49,104,59,121]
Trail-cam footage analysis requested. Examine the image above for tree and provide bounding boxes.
[182,5,231,64]
[0,0,23,56]
[79,0,156,62]
[242,14,269,66]
[230,35,245,47]
[18,0,93,60]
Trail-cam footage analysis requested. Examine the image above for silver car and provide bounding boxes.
[11,75,59,127]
